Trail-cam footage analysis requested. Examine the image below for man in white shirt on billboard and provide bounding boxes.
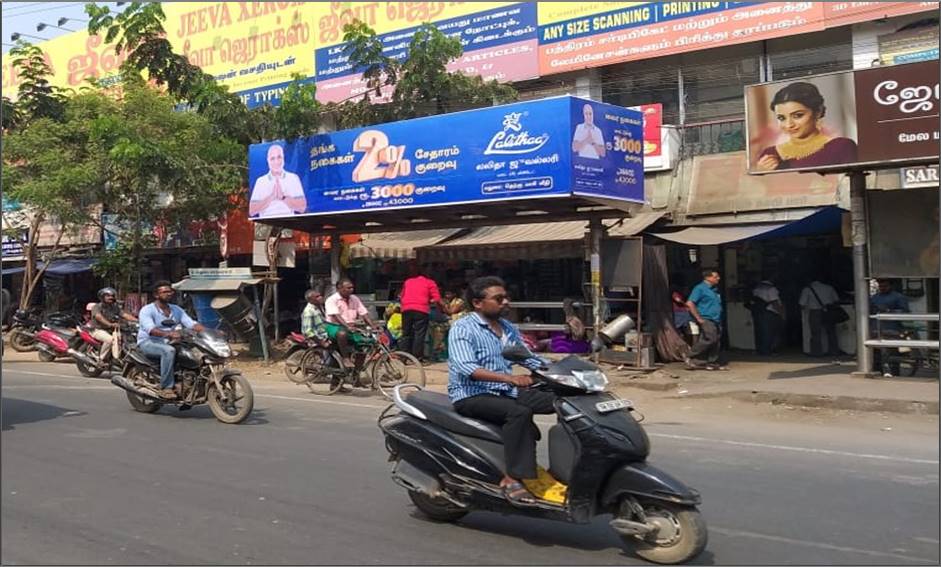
[572,103,606,160]
[250,144,307,218]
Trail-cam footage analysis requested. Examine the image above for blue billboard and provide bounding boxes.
[247,96,643,219]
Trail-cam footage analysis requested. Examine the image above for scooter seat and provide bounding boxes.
[407,391,504,444]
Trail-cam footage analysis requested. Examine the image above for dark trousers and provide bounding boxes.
[808,309,840,356]
[753,310,782,356]
[401,310,429,360]
[453,390,557,480]
[690,319,721,364]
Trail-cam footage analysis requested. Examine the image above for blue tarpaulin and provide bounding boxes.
[0,257,95,277]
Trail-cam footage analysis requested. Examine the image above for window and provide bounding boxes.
[768,27,853,80]
[601,55,681,124]
[680,43,762,123]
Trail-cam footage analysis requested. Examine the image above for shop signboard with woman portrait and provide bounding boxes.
[745,60,939,174]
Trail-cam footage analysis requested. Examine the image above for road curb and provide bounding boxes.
[669,390,940,415]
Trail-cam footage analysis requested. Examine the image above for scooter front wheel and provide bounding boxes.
[620,501,707,565]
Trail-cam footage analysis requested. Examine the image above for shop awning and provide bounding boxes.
[647,207,840,245]
[607,211,666,237]
[1,257,96,276]
[173,276,264,293]
[349,229,465,260]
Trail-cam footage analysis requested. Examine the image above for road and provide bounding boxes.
[2,359,939,565]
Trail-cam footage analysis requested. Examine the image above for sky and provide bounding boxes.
[2,1,126,55]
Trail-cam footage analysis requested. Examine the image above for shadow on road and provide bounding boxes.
[768,364,848,380]
[146,405,270,426]
[1,397,86,431]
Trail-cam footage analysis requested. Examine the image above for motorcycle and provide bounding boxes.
[8,307,45,352]
[283,331,319,382]
[33,313,88,363]
[73,322,139,378]
[378,344,707,565]
[112,323,254,424]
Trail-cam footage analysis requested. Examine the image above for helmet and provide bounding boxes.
[97,287,117,300]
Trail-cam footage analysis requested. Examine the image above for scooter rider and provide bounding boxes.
[447,276,555,506]
[137,281,204,399]
[89,287,138,366]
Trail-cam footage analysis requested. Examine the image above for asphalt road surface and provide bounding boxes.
[2,359,939,565]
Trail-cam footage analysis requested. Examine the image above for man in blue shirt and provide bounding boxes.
[685,269,725,370]
[138,281,205,399]
[448,276,554,506]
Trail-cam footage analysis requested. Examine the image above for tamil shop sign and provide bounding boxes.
[745,60,940,174]
[247,96,644,219]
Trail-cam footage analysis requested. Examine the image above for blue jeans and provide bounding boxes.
[139,341,176,390]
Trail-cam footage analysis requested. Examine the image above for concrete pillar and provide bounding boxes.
[850,171,873,375]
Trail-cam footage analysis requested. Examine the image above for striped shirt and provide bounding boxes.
[447,312,543,403]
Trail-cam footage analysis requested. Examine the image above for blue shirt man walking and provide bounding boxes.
[447,276,553,506]
[137,281,204,399]
[685,269,725,370]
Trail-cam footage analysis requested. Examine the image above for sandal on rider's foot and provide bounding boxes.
[502,481,537,506]
[158,388,178,400]
[341,358,355,369]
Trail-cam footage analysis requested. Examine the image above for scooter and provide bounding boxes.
[34,318,94,365]
[73,322,139,378]
[378,344,707,565]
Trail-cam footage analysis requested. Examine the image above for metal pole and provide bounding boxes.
[273,275,280,343]
[589,218,603,358]
[850,171,872,375]
[252,284,269,363]
[329,231,342,294]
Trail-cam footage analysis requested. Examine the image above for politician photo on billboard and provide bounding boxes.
[746,73,858,174]
[249,143,308,219]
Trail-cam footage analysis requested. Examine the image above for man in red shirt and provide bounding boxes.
[399,263,449,362]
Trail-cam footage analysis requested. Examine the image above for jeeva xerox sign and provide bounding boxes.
[746,60,940,174]
[247,97,644,219]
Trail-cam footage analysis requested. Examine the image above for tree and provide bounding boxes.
[2,42,103,309]
[324,22,517,129]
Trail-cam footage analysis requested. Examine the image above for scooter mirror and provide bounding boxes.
[501,344,532,362]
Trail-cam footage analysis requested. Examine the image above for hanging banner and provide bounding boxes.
[822,2,939,28]
[247,96,643,219]
[745,60,940,174]
[313,2,538,103]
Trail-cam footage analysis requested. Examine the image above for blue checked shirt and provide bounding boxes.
[447,312,544,403]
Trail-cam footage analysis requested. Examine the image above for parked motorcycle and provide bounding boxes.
[112,324,253,424]
[378,345,707,565]
[8,307,45,352]
[33,313,88,363]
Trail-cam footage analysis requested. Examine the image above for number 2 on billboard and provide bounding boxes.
[352,130,412,182]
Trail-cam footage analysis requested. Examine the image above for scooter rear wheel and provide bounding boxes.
[622,501,707,565]
[407,490,467,523]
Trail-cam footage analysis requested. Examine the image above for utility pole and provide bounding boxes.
[849,171,872,375]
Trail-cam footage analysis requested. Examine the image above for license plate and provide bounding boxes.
[596,398,632,413]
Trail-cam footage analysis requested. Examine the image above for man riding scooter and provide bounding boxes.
[89,287,138,368]
[448,276,554,505]
[137,281,204,399]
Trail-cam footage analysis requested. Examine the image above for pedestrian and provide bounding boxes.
[798,278,843,357]
[750,278,784,356]
[399,263,449,362]
[684,269,726,370]
[870,279,910,377]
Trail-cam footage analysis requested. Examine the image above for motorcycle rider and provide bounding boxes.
[137,281,205,399]
[447,276,555,506]
[89,287,138,366]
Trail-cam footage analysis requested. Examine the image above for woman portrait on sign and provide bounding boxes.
[756,81,858,171]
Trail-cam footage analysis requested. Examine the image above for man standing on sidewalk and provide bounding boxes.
[399,263,449,362]
[685,269,726,370]
[799,278,843,357]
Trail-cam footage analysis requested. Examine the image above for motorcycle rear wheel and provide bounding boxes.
[284,349,309,383]
[126,390,162,413]
[208,373,254,424]
[10,329,36,352]
[303,348,345,396]
[407,490,467,523]
[621,500,708,565]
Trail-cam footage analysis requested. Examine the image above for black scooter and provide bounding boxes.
[378,345,707,565]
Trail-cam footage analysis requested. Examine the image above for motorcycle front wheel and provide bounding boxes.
[75,343,104,377]
[9,328,36,352]
[620,500,708,565]
[208,373,254,424]
[373,351,425,400]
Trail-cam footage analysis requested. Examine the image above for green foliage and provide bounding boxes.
[8,41,65,124]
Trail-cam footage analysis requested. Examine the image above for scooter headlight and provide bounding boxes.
[572,370,608,392]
